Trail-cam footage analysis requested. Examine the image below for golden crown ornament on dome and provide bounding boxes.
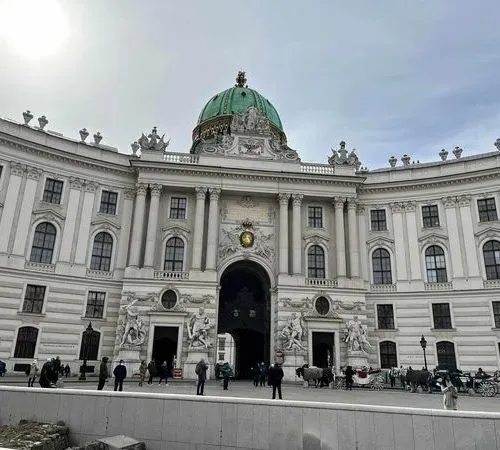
[240,219,254,248]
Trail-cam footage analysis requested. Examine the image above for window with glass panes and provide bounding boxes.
[422,205,440,228]
[169,197,187,219]
[164,237,184,271]
[379,341,397,368]
[85,291,106,318]
[432,303,452,329]
[436,341,456,370]
[308,206,323,228]
[30,222,56,264]
[90,232,113,271]
[219,338,226,350]
[377,304,395,329]
[99,190,118,214]
[492,302,500,328]
[14,327,38,358]
[425,245,447,282]
[372,248,392,284]
[478,198,498,222]
[370,209,387,231]
[22,285,46,314]
[42,178,63,204]
[307,245,325,278]
[483,240,500,280]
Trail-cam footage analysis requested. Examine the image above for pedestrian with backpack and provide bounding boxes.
[195,359,208,395]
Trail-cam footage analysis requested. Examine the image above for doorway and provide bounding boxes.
[218,261,271,379]
[152,326,178,376]
[312,332,334,368]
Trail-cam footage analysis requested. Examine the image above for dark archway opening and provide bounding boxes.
[152,326,178,377]
[312,332,334,368]
[218,261,271,379]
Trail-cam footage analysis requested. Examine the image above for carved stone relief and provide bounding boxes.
[218,224,274,263]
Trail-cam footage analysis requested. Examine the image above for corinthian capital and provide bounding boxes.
[10,163,25,177]
[26,166,42,180]
[69,177,83,190]
[136,183,148,196]
[278,193,291,206]
[149,183,162,197]
[195,186,207,200]
[346,197,358,209]
[441,196,457,209]
[389,202,404,213]
[457,194,471,207]
[84,181,99,193]
[208,187,221,200]
[292,194,304,206]
[333,197,346,209]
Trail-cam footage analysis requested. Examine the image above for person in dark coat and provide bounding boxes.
[158,361,169,386]
[52,356,61,381]
[195,359,208,395]
[39,358,55,388]
[113,360,127,391]
[268,363,284,399]
[220,362,233,390]
[64,364,70,378]
[345,365,355,391]
[147,359,156,384]
[97,357,109,390]
[259,362,267,387]
[252,365,260,387]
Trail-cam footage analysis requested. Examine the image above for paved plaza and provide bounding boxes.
[2,378,499,412]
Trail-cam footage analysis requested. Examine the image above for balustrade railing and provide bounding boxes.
[424,282,453,291]
[24,261,56,273]
[300,163,335,175]
[154,270,190,280]
[86,269,113,279]
[163,153,199,164]
[484,279,500,289]
[305,278,338,287]
[370,284,397,292]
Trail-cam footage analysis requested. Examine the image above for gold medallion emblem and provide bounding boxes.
[240,220,254,248]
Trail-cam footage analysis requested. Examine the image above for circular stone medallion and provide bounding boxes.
[240,230,254,248]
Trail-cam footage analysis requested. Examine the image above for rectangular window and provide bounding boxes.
[493,301,500,328]
[432,303,452,329]
[370,209,387,231]
[422,205,440,228]
[218,338,226,351]
[218,353,225,361]
[308,206,323,228]
[22,285,46,314]
[478,198,498,222]
[99,190,118,215]
[377,304,395,329]
[169,197,187,220]
[85,291,106,319]
[42,178,63,204]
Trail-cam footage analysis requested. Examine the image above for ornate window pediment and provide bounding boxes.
[474,226,500,240]
[418,232,448,249]
[161,225,191,239]
[90,217,121,232]
[366,235,394,250]
[31,208,65,226]
[303,231,329,244]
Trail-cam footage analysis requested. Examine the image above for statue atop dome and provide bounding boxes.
[235,71,248,88]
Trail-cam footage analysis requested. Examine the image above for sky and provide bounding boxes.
[0,0,499,169]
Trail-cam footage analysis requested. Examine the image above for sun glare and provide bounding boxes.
[0,0,68,59]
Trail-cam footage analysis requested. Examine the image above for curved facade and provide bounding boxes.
[1,84,500,379]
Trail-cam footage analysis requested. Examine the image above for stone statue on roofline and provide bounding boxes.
[328,140,362,170]
[136,126,170,152]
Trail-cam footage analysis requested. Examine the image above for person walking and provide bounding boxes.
[158,361,169,386]
[138,361,147,387]
[390,367,397,388]
[64,364,70,378]
[441,375,458,410]
[97,357,109,390]
[28,359,39,387]
[113,360,127,392]
[220,362,233,390]
[195,358,208,395]
[252,365,260,387]
[345,365,355,391]
[147,359,155,384]
[268,363,284,399]
[259,362,267,387]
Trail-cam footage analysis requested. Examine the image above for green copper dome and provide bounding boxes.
[196,72,283,131]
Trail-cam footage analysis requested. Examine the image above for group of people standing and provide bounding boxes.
[27,357,70,388]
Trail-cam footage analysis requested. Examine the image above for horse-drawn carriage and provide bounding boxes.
[471,370,500,397]
[334,368,387,391]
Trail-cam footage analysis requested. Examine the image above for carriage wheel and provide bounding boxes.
[335,378,346,390]
[371,378,384,391]
[479,381,496,397]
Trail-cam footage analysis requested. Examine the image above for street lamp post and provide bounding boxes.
[420,335,428,371]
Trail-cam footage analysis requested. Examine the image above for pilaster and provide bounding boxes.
[347,198,359,278]
[442,196,464,279]
[128,183,148,267]
[191,186,207,270]
[116,189,135,269]
[143,183,162,267]
[206,187,221,270]
[390,202,408,281]
[404,201,422,280]
[59,177,83,262]
[457,195,480,278]
[291,194,303,275]
[334,197,346,278]
[74,181,98,265]
[278,193,290,274]
[0,163,25,253]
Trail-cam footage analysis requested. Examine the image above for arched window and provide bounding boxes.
[425,245,447,283]
[161,290,177,309]
[436,341,456,371]
[164,237,184,271]
[379,341,397,368]
[79,324,100,361]
[90,232,113,271]
[30,222,56,263]
[483,240,500,280]
[14,326,38,358]
[307,245,325,278]
[372,248,392,284]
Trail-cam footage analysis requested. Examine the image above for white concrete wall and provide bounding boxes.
[1,386,500,450]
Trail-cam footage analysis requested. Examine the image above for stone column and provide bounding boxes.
[206,187,221,270]
[334,197,346,278]
[458,195,480,277]
[74,182,98,264]
[191,186,207,270]
[59,177,83,262]
[0,163,25,252]
[116,189,135,269]
[292,194,304,275]
[404,202,422,280]
[143,184,162,267]
[278,193,290,274]
[357,206,369,282]
[390,202,408,281]
[442,197,464,278]
[347,198,359,278]
[128,183,148,267]
[12,167,41,256]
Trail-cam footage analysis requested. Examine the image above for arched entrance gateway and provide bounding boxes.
[218,260,271,379]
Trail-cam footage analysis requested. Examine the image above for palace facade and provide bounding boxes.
[1,72,500,379]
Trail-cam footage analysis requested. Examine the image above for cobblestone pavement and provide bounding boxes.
[3,378,499,412]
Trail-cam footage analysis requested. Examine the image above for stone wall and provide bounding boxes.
[1,386,499,449]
